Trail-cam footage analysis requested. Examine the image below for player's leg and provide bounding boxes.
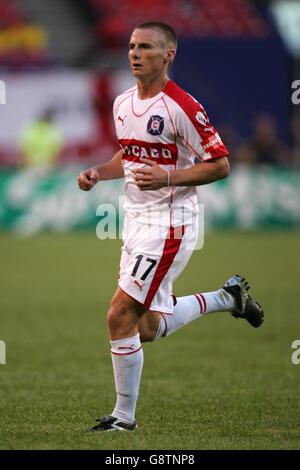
[137,288,235,342]
[139,276,264,343]
[108,288,146,427]
[137,309,161,343]
[152,276,264,342]
[107,287,147,340]
[87,216,172,432]
[133,221,202,342]
[138,220,263,342]
[86,287,147,432]
[152,288,235,341]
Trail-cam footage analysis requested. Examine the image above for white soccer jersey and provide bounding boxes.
[113,79,228,226]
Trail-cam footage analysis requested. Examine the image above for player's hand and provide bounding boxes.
[131,158,169,190]
[77,168,100,191]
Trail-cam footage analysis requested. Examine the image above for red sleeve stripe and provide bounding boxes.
[163,80,210,140]
[194,294,204,314]
[199,293,207,312]
[194,294,207,314]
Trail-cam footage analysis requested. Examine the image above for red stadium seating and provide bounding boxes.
[0,0,25,28]
[87,0,269,46]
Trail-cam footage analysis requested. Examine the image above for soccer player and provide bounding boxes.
[78,21,264,432]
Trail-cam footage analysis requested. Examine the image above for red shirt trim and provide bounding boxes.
[163,80,229,159]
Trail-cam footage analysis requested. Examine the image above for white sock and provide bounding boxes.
[154,289,235,339]
[110,333,143,424]
[195,288,235,315]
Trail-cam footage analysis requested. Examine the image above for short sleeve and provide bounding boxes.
[176,98,229,161]
[163,81,229,161]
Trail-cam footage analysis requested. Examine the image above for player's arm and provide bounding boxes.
[132,97,231,190]
[77,149,124,191]
[169,156,230,186]
[131,155,229,191]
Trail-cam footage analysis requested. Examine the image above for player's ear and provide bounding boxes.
[166,47,176,63]
[163,49,169,64]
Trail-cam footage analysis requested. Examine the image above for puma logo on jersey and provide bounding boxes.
[134,280,145,291]
[118,115,126,126]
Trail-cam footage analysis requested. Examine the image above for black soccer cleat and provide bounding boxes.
[222,274,264,328]
[85,415,137,432]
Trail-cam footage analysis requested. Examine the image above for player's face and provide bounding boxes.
[128,28,170,80]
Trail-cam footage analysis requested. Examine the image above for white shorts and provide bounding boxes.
[118,213,198,313]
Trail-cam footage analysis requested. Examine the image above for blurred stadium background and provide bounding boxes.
[0,0,300,450]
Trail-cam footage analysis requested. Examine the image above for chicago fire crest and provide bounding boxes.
[147,115,164,136]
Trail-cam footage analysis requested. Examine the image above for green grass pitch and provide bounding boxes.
[0,230,299,450]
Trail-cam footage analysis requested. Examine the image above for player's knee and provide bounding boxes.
[138,313,160,343]
[107,304,126,332]
[139,328,156,343]
[138,320,158,342]
[107,292,145,337]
